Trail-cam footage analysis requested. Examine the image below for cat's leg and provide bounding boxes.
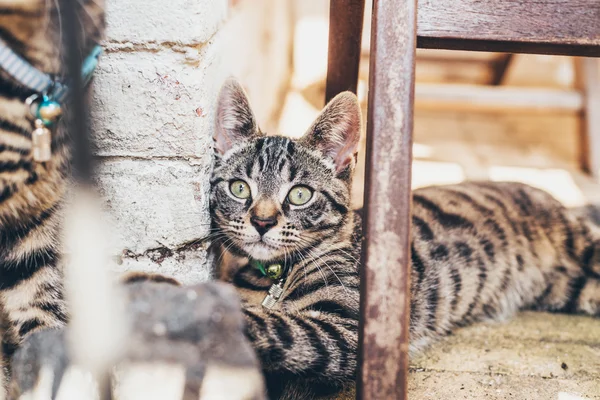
[535,271,600,317]
[533,218,600,317]
[570,277,600,317]
[571,224,600,317]
[242,302,358,398]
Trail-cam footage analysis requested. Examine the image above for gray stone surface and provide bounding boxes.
[96,159,211,253]
[91,49,220,158]
[116,242,212,286]
[105,0,227,45]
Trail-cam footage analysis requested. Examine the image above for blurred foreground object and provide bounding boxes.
[10,281,265,400]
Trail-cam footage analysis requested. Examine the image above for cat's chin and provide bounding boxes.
[245,242,281,262]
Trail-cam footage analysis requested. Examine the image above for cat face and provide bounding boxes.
[210,79,361,262]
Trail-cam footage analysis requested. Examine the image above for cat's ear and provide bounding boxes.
[300,92,361,173]
[214,78,261,155]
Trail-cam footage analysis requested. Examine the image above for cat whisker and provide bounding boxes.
[173,225,225,237]
[199,234,229,244]
[329,246,360,266]
[296,245,329,290]
[293,236,350,294]
[287,244,310,293]
[215,238,237,266]
[303,245,347,294]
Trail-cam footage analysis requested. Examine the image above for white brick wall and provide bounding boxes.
[92,0,293,284]
[105,0,227,45]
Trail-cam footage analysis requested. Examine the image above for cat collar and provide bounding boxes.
[0,38,102,161]
[250,258,290,310]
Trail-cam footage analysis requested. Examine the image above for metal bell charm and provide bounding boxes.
[32,119,52,162]
[262,281,284,310]
[266,263,283,280]
[36,98,62,126]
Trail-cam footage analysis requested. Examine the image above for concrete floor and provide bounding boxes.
[328,312,600,400]
[409,312,600,399]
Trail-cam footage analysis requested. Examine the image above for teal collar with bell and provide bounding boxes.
[0,38,102,162]
[249,258,290,310]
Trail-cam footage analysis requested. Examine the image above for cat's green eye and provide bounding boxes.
[288,186,313,206]
[230,180,251,199]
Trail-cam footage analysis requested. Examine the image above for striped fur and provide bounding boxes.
[210,79,600,400]
[0,0,105,391]
[1,297,18,399]
[408,182,600,350]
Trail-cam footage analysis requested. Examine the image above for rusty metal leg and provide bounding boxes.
[358,0,417,399]
[325,0,366,103]
[575,58,600,178]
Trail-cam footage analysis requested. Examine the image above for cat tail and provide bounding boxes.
[62,186,129,398]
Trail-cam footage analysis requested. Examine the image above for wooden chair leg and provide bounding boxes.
[358,0,417,399]
[325,0,366,103]
[576,58,600,178]
[490,54,514,85]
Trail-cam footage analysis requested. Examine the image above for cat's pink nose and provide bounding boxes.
[251,216,277,236]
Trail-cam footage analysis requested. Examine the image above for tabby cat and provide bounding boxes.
[0,0,105,391]
[210,78,600,399]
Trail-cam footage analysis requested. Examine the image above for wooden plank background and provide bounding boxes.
[417,0,600,56]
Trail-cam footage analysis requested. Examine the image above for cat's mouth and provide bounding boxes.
[233,231,300,262]
[246,241,280,261]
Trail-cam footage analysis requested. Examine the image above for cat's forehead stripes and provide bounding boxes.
[250,137,297,194]
[220,136,331,193]
[253,137,292,172]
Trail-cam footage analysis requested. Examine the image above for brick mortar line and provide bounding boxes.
[93,155,210,162]
[103,42,200,54]
[102,27,222,54]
